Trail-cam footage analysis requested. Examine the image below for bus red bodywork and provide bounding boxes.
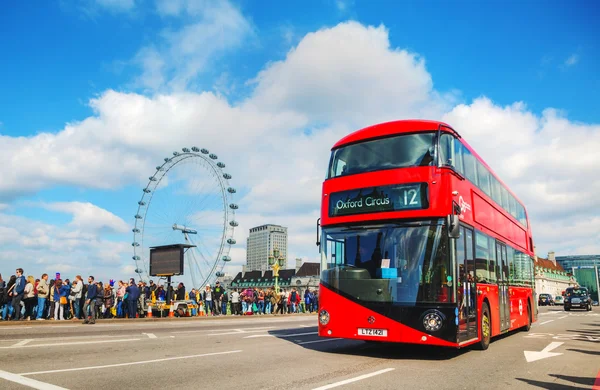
[318,120,536,349]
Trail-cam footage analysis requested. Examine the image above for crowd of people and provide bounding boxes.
[0,268,319,323]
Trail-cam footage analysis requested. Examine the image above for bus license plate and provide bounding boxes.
[358,328,387,337]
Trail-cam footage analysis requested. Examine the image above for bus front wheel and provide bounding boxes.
[475,303,491,351]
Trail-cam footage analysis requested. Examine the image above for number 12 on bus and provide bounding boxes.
[317,120,536,350]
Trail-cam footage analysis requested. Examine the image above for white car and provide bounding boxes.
[554,296,564,304]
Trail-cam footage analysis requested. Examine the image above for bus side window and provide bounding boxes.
[462,146,478,186]
[439,133,453,167]
[453,139,464,174]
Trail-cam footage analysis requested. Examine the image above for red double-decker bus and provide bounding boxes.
[317,120,536,350]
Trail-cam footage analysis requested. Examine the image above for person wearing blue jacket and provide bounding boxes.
[12,268,26,321]
[83,276,98,324]
[53,279,70,320]
[125,279,140,319]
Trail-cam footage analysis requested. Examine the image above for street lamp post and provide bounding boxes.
[269,247,285,294]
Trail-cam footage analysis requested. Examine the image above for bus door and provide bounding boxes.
[496,242,510,332]
[457,226,477,342]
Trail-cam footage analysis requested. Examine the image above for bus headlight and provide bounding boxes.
[319,310,330,325]
[422,310,444,332]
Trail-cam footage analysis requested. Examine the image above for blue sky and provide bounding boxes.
[0,0,598,283]
[1,0,597,136]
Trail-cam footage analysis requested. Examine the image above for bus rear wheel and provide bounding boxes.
[521,303,531,332]
[475,303,490,350]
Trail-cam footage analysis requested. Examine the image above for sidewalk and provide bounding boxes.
[0,312,317,326]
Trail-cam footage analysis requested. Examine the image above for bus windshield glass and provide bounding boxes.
[328,132,436,178]
[320,220,454,304]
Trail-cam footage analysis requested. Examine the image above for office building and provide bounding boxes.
[246,224,288,271]
[555,254,600,302]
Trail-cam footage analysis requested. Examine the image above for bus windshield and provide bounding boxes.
[320,220,454,304]
[328,132,436,178]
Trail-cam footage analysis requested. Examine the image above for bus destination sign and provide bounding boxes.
[329,183,428,217]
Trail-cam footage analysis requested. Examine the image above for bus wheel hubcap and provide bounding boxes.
[482,315,490,339]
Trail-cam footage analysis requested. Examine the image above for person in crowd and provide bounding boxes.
[230,289,240,315]
[22,275,36,320]
[95,281,104,319]
[213,281,224,315]
[189,288,197,304]
[137,281,145,317]
[116,280,126,318]
[71,275,83,320]
[12,268,26,321]
[47,279,55,320]
[176,282,186,301]
[83,276,97,324]
[202,284,213,315]
[0,274,6,320]
[36,273,49,320]
[2,275,16,320]
[53,279,68,320]
[156,285,165,301]
[220,288,228,315]
[125,279,140,319]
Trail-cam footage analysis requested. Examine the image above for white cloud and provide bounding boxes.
[250,21,451,127]
[41,202,130,233]
[1,20,598,284]
[135,0,254,91]
[564,54,579,67]
[0,211,132,281]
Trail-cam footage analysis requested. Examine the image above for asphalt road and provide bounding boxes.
[0,307,598,390]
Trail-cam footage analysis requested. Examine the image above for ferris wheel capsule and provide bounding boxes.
[192,147,200,152]
[223,173,232,179]
[222,255,231,262]
[209,153,218,160]
[217,162,225,168]
[200,148,209,154]
[182,148,190,153]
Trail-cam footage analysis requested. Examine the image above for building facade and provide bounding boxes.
[246,224,288,271]
[534,252,577,299]
[555,254,600,302]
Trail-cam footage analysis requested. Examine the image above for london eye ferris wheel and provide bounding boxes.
[132,147,238,289]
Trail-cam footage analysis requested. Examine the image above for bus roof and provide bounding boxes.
[331,119,527,214]
[332,120,454,150]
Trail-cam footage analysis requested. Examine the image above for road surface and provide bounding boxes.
[0,306,598,389]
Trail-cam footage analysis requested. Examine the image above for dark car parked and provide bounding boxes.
[564,287,593,311]
[538,293,554,306]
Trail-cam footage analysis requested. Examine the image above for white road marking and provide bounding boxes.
[0,338,140,349]
[311,368,395,390]
[49,326,77,328]
[0,369,68,390]
[558,315,568,319]
[12,339,33,347]
[172,326,275,335]
[142,333,157,339]
[298,338,342,345]
[207,329,273,336]
[244,335,274,339]
[524,342,564,363]
[539,320,554,325]
[0,326,32,330]
[19,350,243,376]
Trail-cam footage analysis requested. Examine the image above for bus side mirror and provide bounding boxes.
[316,218,321,248]
[447,214,460,238]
